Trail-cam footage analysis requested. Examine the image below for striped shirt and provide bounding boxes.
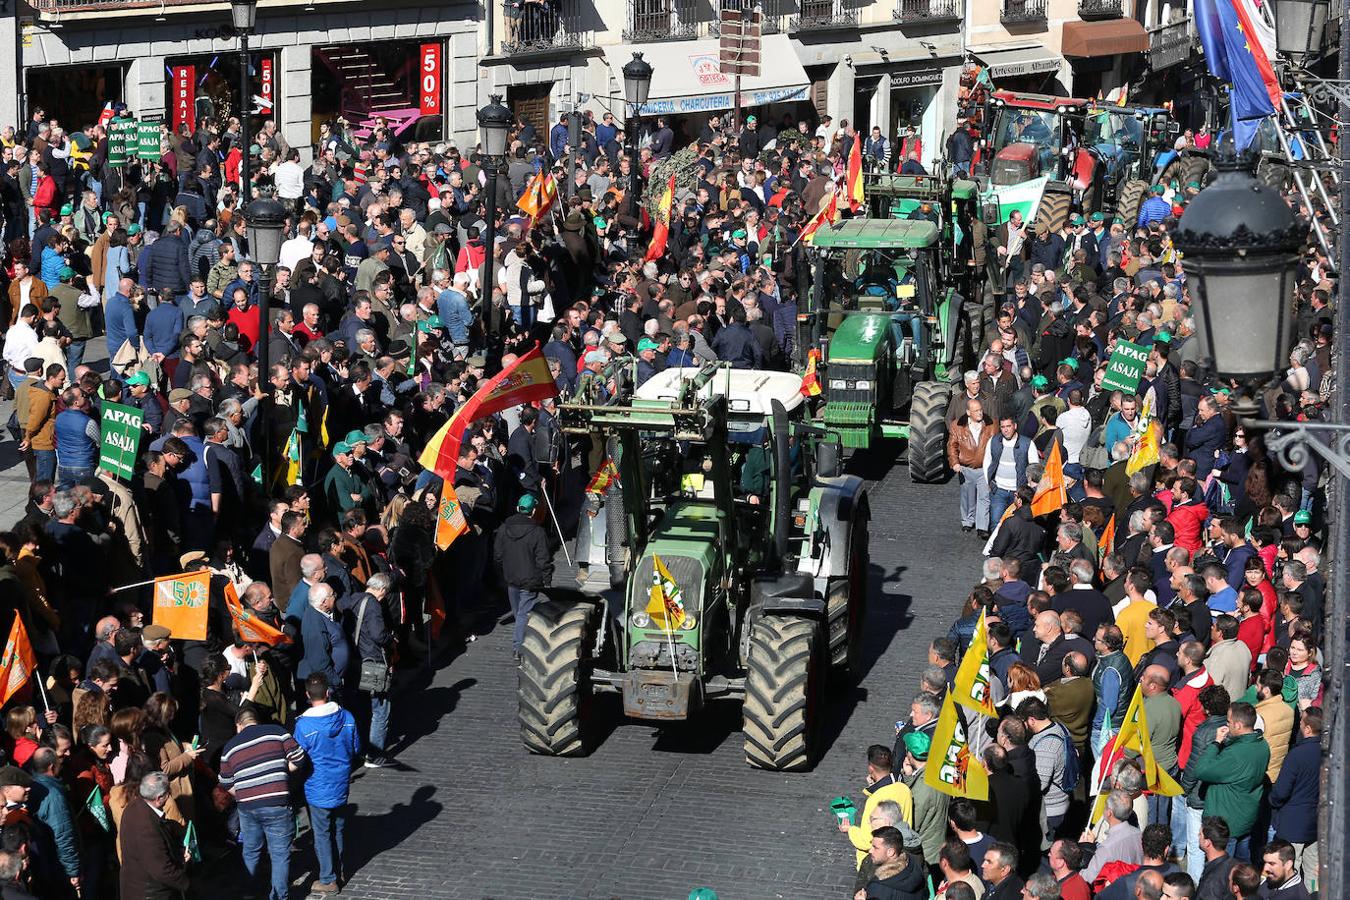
[218,724,306,809]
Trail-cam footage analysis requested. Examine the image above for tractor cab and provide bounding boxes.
[984,91,1091,186]
[1084,104,1178,182]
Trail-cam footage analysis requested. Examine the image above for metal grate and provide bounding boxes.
[502,0,593,55]
[893,0,962,24]
[1000,0,1047,24]
[1077,0,1122,19]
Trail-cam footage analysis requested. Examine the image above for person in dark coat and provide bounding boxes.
[859,826,927,900]
[989,486,1045,584]
[505,408,542,501]
[493,494,553,657]
[711,308,763,369]
[1184,395,1228,480]
[118,773,190,900]
[1268,707,1321,859]
[980,842,1026,900]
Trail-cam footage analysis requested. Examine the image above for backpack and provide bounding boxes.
[1033,723,1080,794]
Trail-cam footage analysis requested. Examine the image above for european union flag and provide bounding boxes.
[1213,0,1276,150]
[1195,0,1231,83]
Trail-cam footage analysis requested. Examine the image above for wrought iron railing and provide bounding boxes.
[1148,17,1194,70]
[1001,0,1047,24]
[624,0,703,40]
[894,0,961,24]
[502,0,593,54]
[1077,0,1122,19]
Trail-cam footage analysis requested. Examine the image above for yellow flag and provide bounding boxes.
[1089,686,1183,829]
[925,693,989,800]
[645,555,686,630]
[1126,396,1161,476]
[952,610,997,718]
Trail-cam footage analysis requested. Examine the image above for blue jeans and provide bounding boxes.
[239,805,293,900]
[1185,804,1204,880]
[1169,794,1189,864]
[66,339,86,374]
[33,450,56,483]
[1146,790,1171,833]
[507,585,540,651]
[7,370,25,391]
[308,804,348,886]
[989,486,1016,528]
[56,464,94,490]
[369,692,390,752]
[1226,834,1252,862]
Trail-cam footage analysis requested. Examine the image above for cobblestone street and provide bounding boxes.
[320,451,980,900]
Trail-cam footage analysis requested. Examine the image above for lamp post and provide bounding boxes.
[477,95,511,340]
[244,196,286,471]
[622,52,653,217]
[1174,153,1349,896]
[230,0,257,201]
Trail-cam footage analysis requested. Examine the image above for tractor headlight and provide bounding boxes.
[828,379,848,390]
[853,380,871,391]
[631,611,651,628]
[680,615,697,631]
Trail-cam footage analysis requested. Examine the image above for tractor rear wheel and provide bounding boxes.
[1259,160,1291,192]
[908,380,952,483]
[825,505,869,680]
[1115,179,1148,228]
[743,616,825,771]
[518,599,596,757]
[1034,190,1072,233]
[1164,156,1212,191]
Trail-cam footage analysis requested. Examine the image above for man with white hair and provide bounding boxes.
[297,581,350,693]
[947,369,990,423]
[119,771,191,898]
[436,270,473,355]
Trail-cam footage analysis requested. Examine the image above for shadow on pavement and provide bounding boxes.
[344,784,444,877]
[385,678,477,755]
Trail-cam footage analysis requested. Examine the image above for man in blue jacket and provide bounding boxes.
[138,222,193,294]
[293,673,361,895]
[1184,395,1229,480]
[143,293,185,361]
[1269,706,1322,886]
[296,582,350,697]
[29,747,80,894]
[105,277,139,366]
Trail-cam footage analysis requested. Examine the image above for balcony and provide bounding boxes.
[31,0,362,17]
[1077,0,1122,19]
[1001,0,1047,25]
[790,0,857,29]
[502,0,593,55]
[1148,16,1193,70]
[894,0,962,25]
[624,0,705,41]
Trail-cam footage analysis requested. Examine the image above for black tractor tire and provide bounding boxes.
[908,380,952,483]
[825,505,869,679]
[1115,179,1148,229]
[960,299,985,372]
[743,616,826,771]
[604,487,628,590]
[1034,190,1072,233]
[1163,155,1213,191]
[1259,160,1291,192]
[518,599,596,757]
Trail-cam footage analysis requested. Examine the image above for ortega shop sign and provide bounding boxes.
[637,85,809,116]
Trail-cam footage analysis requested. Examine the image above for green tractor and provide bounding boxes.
[807,212,973,483]
[518,363,870,771]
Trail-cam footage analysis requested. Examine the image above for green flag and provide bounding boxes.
[183,819,201,863]
[295,401,309,435]
[407,330,419,376]
[250,462,263,486]
[85,787,111,832]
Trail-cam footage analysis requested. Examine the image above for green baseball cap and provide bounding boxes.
[517,493,538,514]
[126,371,151,387]
[1154,330,1173,344]
[58,266,74,280]
[637,337,660,352]
[1089,211,1105,223]
[903,730,931,761]
[1185,181,1201,190]
[59,204,73,216]
[1069,214,1085,226]
[1151,184,1165,194]
[127,224,142,235]
[688,890,720,900]
[344,429,368,445]
[102,211,116,223]
[1293,510,1312,525]
[1031,375,1050,390]
[732,229,747,240]
[333,441,353,457]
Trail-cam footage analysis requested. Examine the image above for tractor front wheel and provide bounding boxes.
[518,599,596,757]
[907,380,952,483]
[743,616,825,771]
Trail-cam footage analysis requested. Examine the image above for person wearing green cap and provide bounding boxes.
[322,442,373,514]
[636,337,661,386]
[897,729,949,866]
[1137,184,1171,228]
[494,492,553,658]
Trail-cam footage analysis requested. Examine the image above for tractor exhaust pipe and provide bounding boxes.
[771,399,791,570]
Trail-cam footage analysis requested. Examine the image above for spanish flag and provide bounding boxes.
[646,555,686,631]
[644,173,676,263]
[419,345,560,479]
[0,616,37,706]
[224,583,291,646]
[434,481,470,551]
[1030,440,1067,517]
[587,458,620,494]
[845,132,864,212]
[798,191,839,245]
[517,171,558,226]
[952,610,997,718]
[925,692,990,800]
[799,348,823,398]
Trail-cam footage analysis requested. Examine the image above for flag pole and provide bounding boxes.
[110,576,160,593]
[539,480,573,566]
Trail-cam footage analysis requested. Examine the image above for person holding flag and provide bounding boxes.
[493,493,553,660]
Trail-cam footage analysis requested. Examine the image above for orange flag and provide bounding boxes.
[846,133,864,212]
[1098,514,1116,557]
[1030,441,1067,517]
[644,173,676,263]
[223,583,291,646]
[0,617,37,706]
[151,570,211,641]
[435,481,470,551]
[516,171,558,225]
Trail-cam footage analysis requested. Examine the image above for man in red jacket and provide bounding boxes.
[1165,476,1208,555]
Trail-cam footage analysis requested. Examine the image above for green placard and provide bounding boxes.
[137,122,162,161]
[108,117,136,167]
[1100,339,1149,395]
[98,401,143,481]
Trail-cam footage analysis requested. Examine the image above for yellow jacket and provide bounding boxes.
[1117,599,1157,667]
[848,776,913,866]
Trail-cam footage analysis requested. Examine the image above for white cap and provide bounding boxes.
[452,272,470,285]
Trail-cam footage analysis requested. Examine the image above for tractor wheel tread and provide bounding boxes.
[1034,190,1072,233]
[742,617,823,772]
[908,381,952,483]
[1115,179,1147,229]
[517,600,594,757]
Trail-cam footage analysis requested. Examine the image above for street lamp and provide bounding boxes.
[231,0,258,202]
[1171,157,1303,383]
[477,95,512,339]
[1273,0,1329,65]
[622,52,654,222]
[245,195,286,470]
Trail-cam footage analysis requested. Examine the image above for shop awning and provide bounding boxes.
[1061,19,1150,58]
[608,35,810,117]
[971,44,1061,80]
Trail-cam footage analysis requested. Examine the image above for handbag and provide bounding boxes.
[354,596,391,694]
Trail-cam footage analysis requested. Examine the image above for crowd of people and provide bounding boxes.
[0,94,927,898]
[838,188,1332,897]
